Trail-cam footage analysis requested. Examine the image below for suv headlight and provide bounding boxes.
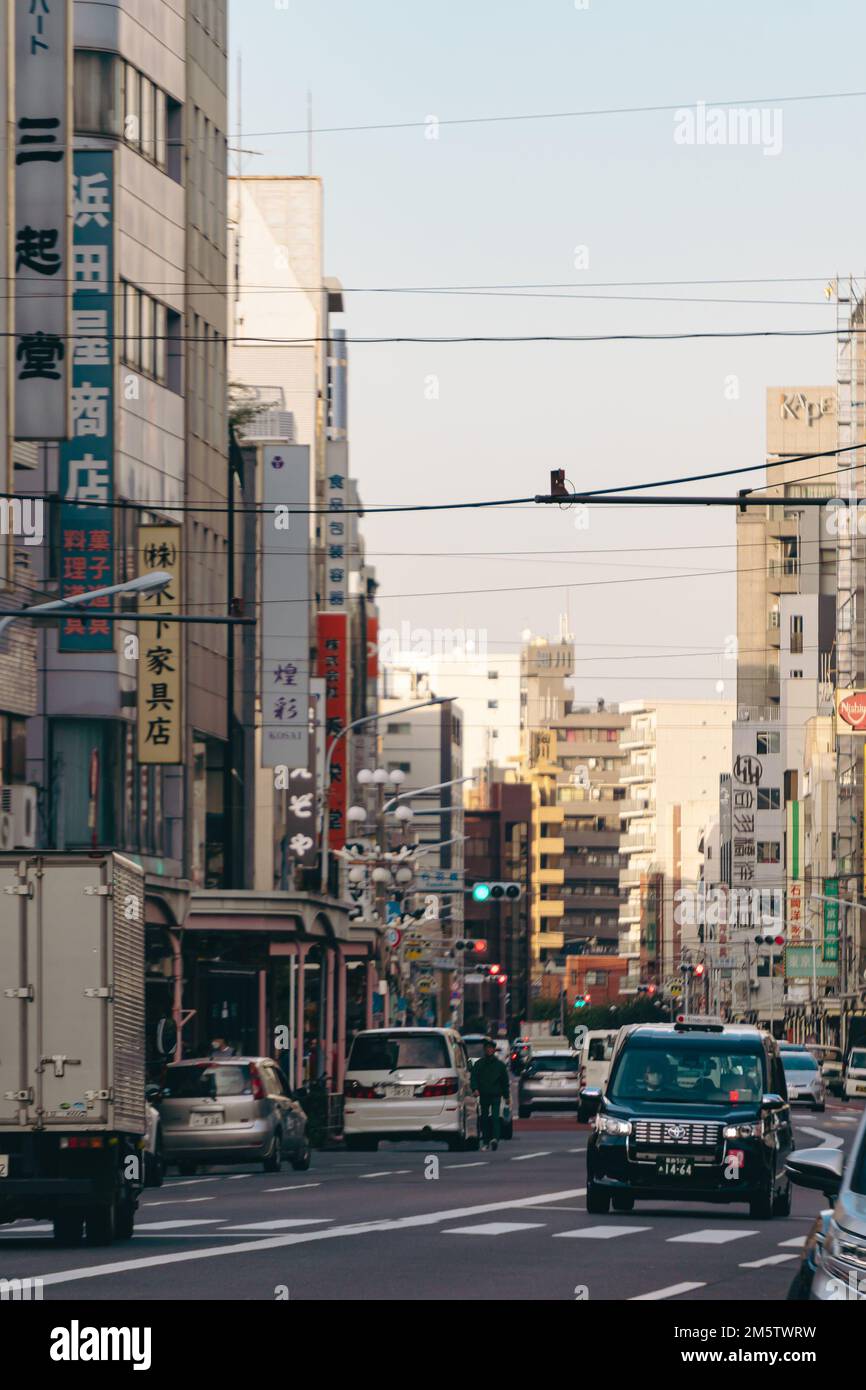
[595,1114,631,1137]
[723,1122,760,1139]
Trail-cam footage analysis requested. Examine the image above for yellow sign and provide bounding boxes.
[406,948,424,962]
[137,525,183,764]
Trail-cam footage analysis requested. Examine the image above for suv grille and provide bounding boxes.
[631,1119,722,1150]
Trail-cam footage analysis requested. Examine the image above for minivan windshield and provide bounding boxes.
[782,1052,818,1074]
[609,1045,763,1105]
[349,1032,450,1071]
[849,1049,866,1070]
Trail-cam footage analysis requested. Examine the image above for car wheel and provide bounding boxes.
[612,1194,635,1213]
[177,1161,200,1177]
[85,1203,117,1246]
[290,1139,311,1172]
[749,1181,775,1220]
[518,1105,531,1119]
[773,1180,792,1218]
[586,1181,611,1215]
[116,1197,135,1241]
[53,1212,83,1245]
[264,1131,283,1173]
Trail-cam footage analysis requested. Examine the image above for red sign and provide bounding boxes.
[317,612,350,851]
[836,690,866,732]
[366,616,379,681]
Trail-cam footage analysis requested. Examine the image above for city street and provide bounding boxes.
[1,1106,859,1302]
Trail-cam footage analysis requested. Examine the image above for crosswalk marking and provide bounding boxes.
[444,1221,546,1236]
[739,1253,798,1269]
[667,1228,758,1245]
[222,1219,332,1231]
[554,1225,650,1240]
[778,1236,808,1248]
[631,1281,707,1301]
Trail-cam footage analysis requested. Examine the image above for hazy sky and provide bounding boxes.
[229,0,864,725]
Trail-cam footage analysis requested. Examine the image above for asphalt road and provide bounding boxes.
[1,1102,861,1302]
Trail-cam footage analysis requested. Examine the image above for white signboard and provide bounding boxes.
[324,440,348,610]
[1,10,12,583]
[13,0,71,438]
[261,445,310,766]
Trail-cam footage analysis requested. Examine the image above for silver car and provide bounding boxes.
[781,1049,826,1111]
[517,1050,581,1116]
[158,1057,311,1174]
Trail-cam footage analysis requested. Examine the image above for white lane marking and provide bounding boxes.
[226,1174,254,1180]
[265,1183,321,1193]
[134,1219,225,1231]
[161,1177,222,1187]
[567,1148,587,1154]
[141,1198,216,1208]
[667,1228,758,1245]
[631,1282,707,1301]
[527,1204,586,1212]
[444,1222,545,1236]
[740,1253,799,1269]
[555,1225,650,1240]
[797,1126,843,1149]
[222,1219,333,1231]
[359,1169,411,1178]
[445,1161,489,1169]
[778,1236,808,1248]
[511,1151,552,1161]
[29,1186,588,1287]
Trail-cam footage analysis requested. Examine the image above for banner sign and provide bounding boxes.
[261,445,310,767]
[317,611,349,851]
[823,877,840,964]
[786,800,803,944]
[58,149,114,650]
[324,441,348,611]
[136,525,183,764]
[13,0,71,439]
[835,688,866,735]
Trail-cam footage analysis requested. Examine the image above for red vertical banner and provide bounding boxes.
[317,612,350,851]
[366,616,379,681]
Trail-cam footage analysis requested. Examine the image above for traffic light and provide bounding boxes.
[694,962,706,978]
[753,935,785,946]
[455,937,487,953]
[573,993,590,1009]
[468,881,522,903]
[477,963,503,978]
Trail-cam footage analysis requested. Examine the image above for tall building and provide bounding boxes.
[617,698,735,987]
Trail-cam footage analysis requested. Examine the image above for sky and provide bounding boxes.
[228,0,866,722]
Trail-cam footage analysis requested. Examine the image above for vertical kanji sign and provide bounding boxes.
[317,612,349,852]
[58,149,114,650]
[1,9,13,586]
[324,441,348,611]
[13,0,72,438]
[261,445,310,767]
[137,525,183,765]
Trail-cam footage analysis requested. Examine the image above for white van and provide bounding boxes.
[577,1030,619,1120]
[844,1045,866,1100]
[343,1027,480,1152]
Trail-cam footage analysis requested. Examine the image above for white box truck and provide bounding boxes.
[0,853,147,1245]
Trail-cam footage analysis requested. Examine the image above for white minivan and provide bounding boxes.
[577,1030,619,1121]
[844,1045,866,1100]
[343,1027,480,1152]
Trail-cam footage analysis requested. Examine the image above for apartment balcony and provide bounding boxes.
[536,837,564,857]
[536,899,565,918]
[619,833,655,853]
[536,867,564,886]
[620,728,656,752]
[535,931,565,951]
[537,806,564,824]
[621,768,655,786]
[619,867,648,890]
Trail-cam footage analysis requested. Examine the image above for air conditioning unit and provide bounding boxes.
[236,409,296,444]
[0,786,37,848]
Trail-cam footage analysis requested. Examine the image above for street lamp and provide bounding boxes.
[0,571,173,641]
[319,695,454,894]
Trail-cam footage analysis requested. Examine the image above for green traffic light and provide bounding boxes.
[472,883,491,902]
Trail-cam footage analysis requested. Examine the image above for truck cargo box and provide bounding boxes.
[0,853,146,1134]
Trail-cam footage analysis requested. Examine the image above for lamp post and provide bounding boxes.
[0,570,172,641]
[319,695,453,896]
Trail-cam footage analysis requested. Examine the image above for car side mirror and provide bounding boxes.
[786,1146,845,1202]
[761,1092,785,1110]
[580,1087,603,1118]
[145,1084,162,1105]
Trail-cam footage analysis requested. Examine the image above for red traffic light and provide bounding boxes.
[473,939,488,954]
[694,963,705,978]
[489,963,501,975]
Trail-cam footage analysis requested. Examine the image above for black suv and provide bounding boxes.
[583,1019,794,1218]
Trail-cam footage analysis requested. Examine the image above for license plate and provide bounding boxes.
[0,1155,8,1178]
[190,1112,223,1128]
[656,1155,695,1178]
[388,1086,414,1098]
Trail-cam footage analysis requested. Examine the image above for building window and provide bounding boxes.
[757,788,781,810]
[757,841,781,864]
[487,670,498,679]
[388,762,411,775]
[789,669,804,680]
[74,53,179,180]
[790,614,804,654]
[756,731,780,755]
[487,699,498,709]
[386,723,411,735]
[0,715,27,784]
[121,282,179,389]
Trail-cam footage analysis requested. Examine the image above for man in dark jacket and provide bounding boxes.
[470,1038,510,1150]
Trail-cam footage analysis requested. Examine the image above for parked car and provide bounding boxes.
[342,1027,480,1152]
[583,1018,794,1217]
[787,1105,866,1299]
[844,1046,866,1101]
[518,1050,581,1117]
[781,1049,826,1111]
[510,1039,531,1075]
[807,1045,845,1098]
[577,1030,618,1121]
[158,1058,311,1175]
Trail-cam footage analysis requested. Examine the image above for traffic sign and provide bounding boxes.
[415,869,465,890]
[406,947,424,962]
[417,977,434,995]
[384,926,402,947]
